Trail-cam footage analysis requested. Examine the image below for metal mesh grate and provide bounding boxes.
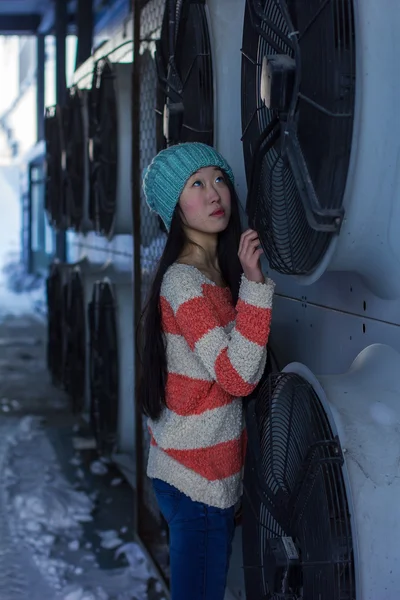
[243,372,355,599]
[241,0,356,275]
[137,0,168,531]
[140,0,164,40]
[133,0,171,579]
[140,49,166,253]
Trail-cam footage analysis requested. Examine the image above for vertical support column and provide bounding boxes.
[76,0,94,69]
[26,166,33,274]
[36,34,45,142]
[33,36,45,275]
[55,0,67,261]
[132,0,142,536]
[55,0,67,106]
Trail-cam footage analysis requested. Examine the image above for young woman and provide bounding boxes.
[140,142,275,600]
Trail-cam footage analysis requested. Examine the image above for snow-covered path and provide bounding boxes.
[0,415,164,600]
[0,420,56,600]
[0,310,165,600]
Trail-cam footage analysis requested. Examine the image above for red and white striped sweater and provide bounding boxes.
[147,263,275,509]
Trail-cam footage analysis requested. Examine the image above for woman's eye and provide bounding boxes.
[215,176,225,184]
[192,180,202,187]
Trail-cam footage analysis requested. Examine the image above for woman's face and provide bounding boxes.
[178,166,232,234]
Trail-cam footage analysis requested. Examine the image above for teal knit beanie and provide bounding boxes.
[143,142,235,231]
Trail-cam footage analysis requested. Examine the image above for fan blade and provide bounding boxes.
[245,396,292,530]
[246,0,293,54]
[246,114,280,224]
[284,125,344,232]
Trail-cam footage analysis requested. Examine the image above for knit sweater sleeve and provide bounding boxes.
[161,265,275,396]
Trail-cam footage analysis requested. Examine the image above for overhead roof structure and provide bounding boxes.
[0,0,77,35]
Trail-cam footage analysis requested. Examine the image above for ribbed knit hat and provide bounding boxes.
[143,142,235,231]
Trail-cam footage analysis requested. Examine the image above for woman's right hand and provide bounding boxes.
[238,229,265,283]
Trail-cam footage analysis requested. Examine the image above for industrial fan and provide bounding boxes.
[64,86,91,233]
[88,279,119,455]
[46,261,67,387]
[89,57,132,238]
[241,0,355,275]
[44,105,68,230]
[243,343,400,599]
[155,0,214,148]
[63,267,86,413]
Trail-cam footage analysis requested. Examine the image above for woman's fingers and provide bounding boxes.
[238,229,265,283]
[241,235,261,259]
[238,229,253,255]
[239,229,259,256]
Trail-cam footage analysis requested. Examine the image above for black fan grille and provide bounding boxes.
[89,59,118,237]
[89,281,119,455]
[243,373,355,599]
[63,270,86,413]
[44,106,67,230]
[156,0,213,148]
[242,0,355,274]
[46,263,65,387]
[64,88,86,232]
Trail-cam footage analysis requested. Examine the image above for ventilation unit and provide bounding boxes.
[155,0,214,148]
[44,105,67,230]
[243,343,400,599]
[56,258,134,467]
[64,86,92,233]
[89,279,119,455]
[63,267,86,413]
[46,261,68,387]
[89,58,132,238]
[87,273,135,477]
[241,1,400,299]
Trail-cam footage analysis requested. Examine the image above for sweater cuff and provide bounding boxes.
[239,275,275,309]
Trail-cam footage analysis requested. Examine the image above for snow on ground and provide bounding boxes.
[0,167,46,321]
[0,252,46,321]
[1,416,165,600]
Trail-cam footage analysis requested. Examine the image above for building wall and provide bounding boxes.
[0,36,20,161]
[0,37,19,114]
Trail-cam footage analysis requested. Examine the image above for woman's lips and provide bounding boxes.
[210,209,225,217]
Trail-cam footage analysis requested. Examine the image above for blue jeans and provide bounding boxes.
[152,478,235,600]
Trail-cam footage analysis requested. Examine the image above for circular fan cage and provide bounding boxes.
[89,58,119,237]
[88,280,119,456]
[64,86,87,232]
[46,263,67,387]
[241,0,356,275]
[155,0,214,150]
[242,372,356,600]
[63,269,86,413]
[45,105,68,230]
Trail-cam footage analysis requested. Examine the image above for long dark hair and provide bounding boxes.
[138,176,243,421]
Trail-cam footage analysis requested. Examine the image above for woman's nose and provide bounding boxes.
[207,185,220,203]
